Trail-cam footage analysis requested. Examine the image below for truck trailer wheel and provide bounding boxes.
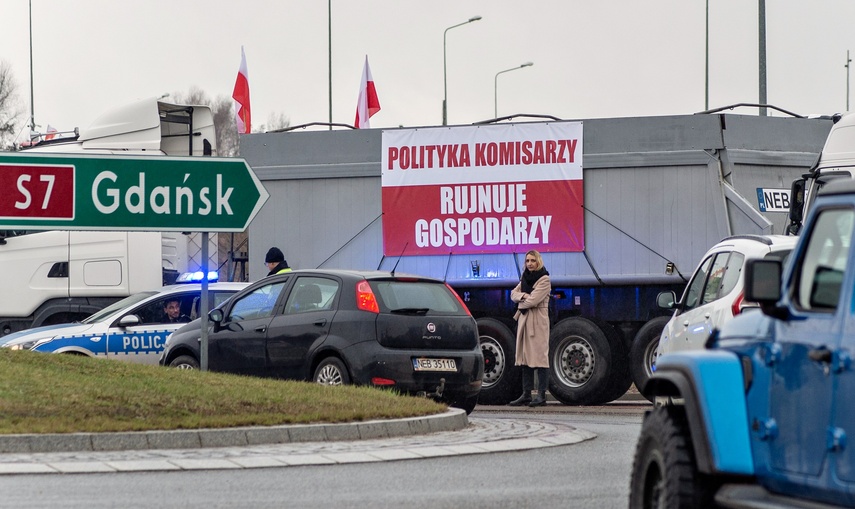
[476,318,521,405]
[548,317,628,405]
[592,319,633,403]
[629,316,670,397]
[629,406,718,508]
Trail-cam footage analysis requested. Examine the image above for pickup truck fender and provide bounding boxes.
[643,350,754,476]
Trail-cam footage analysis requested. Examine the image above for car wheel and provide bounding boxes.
[169,355,199,370]
[314,357,351,386]
[475,318,521,405]
[629,317,670,398]
[548,317,627,405]
[629,406,718,509]
[449,394,479,415]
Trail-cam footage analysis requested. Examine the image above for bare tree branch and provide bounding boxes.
[0,61,23,150]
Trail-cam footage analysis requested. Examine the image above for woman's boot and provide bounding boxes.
[529,367,549,407]
[508,366,533,406]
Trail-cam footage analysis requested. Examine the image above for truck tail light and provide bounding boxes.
[356,280,380,313]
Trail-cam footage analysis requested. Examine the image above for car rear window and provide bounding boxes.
[370,280,466,315]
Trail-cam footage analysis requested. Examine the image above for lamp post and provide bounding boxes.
[29,0,35,134]
[758,0,767,116]
[494,62,533,118]
[847,50,852,111]
[443,15,482,125]
[328,0,332,130]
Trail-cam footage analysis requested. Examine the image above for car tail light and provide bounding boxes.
[732,291,745,316]
[446,283,472,316]
[356,280,380,313]
[371,377,396,386]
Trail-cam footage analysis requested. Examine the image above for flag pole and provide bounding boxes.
[328,0,333,130]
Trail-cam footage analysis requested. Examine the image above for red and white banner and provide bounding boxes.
[381,122,584,255]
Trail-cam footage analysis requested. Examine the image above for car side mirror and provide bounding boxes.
[208,308,224,333]
[745,259,789,320]
[656,291,677,310]
[788,178,805,224]
[117,314,140,328]
[208,308,224,323]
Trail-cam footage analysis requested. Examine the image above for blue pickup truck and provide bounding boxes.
[630,179,855,508]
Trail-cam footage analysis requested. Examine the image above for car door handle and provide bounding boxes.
[682,320,689,327]
[254,326,267,333]
[313,318,328,327]
[808,347,832,363]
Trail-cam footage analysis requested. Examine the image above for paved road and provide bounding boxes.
[0,399,650,475]
[0,404,648,509]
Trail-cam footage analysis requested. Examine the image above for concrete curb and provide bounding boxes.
[0,408,468,454]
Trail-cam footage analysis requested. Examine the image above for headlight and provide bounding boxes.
[6,340,37,351]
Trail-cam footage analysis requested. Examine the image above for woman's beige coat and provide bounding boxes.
[510,275,551,368]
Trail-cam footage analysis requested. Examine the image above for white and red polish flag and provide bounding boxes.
[232,46,251,134]
[354,56,381,128]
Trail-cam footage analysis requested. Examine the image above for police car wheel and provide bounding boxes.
[169,355,199,370]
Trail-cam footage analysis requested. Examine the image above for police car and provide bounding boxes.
[1,281,247,365]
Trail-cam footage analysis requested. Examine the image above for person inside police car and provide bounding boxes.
[162,298,190,323]
[508,250,552,407]
[265,247,292,276]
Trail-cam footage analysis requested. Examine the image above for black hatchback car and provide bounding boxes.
[159,270,483,413]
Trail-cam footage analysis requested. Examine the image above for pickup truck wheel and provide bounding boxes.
[629,316,670,397]
[629,406,717,508]
[169,355,199,370]
[548,318,627,405]
[476,318,521,405]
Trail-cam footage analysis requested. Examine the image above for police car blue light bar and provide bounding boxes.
[175,271,219,283]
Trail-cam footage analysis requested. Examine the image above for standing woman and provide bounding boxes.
[509,250,552,407]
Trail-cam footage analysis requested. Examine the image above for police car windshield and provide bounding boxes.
[81,292,158,324]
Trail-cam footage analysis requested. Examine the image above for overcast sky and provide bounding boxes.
[4,1,855,141]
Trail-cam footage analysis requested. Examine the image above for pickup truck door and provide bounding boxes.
[766,207,852,491]
[831,210,855,488]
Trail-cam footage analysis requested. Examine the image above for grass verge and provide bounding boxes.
[0,349,447,435]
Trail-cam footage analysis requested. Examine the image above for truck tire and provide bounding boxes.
[629,316,670,397]
[476,318,521,405]
[592,319,633,403]
[548,317,628,405]
[629,406,718,508]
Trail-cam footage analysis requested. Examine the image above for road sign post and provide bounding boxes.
[1,152,269,371]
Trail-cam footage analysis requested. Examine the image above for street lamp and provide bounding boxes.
[494,62,533,118]
[443,15,482,125]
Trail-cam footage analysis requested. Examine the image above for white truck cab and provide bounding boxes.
[788,111,855,234]
[0,98,219,336]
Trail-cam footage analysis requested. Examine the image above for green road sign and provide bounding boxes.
[0,152,269,232]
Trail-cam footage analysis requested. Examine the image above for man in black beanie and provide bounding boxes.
[265,247,292,276]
